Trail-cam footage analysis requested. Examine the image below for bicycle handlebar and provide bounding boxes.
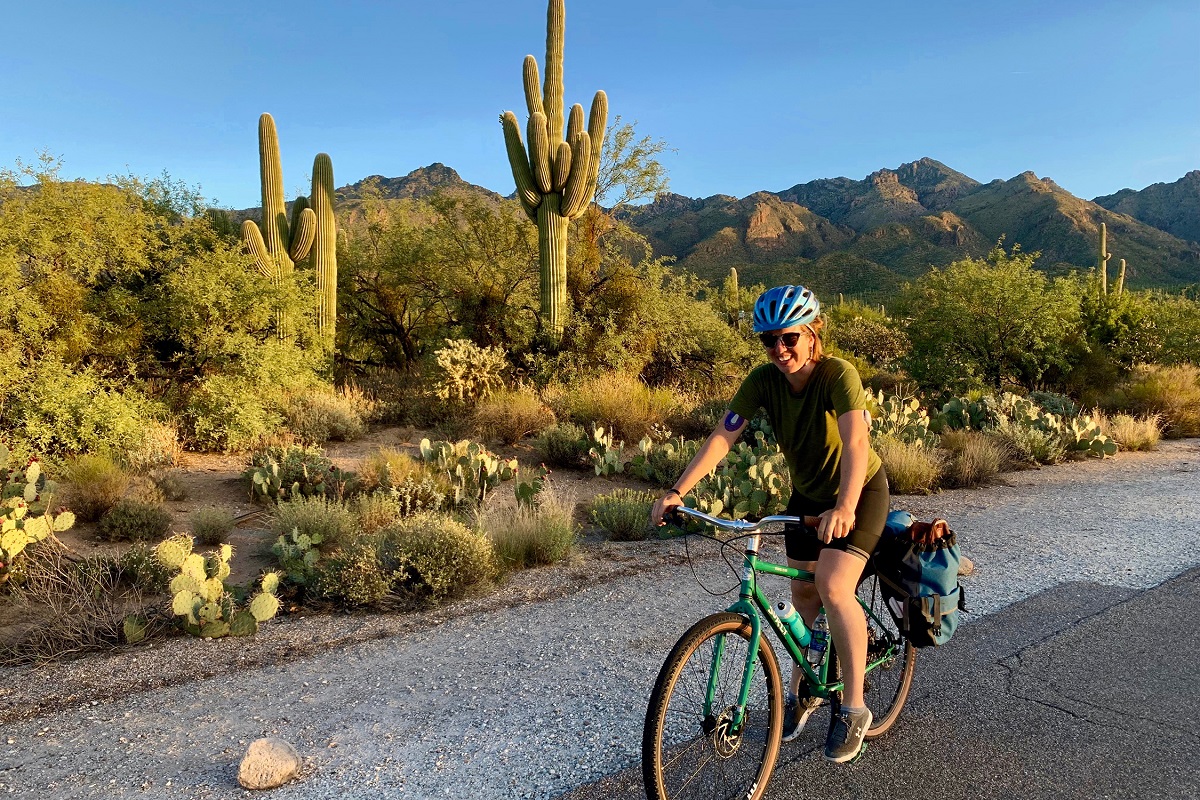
[667,505,820,532]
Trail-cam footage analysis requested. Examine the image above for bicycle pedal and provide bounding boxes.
[849,742,867,764]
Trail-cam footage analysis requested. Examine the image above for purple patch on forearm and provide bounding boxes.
[723,411,744,432]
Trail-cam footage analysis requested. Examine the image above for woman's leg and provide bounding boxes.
[787,559,820,696]
[814,548,869,707]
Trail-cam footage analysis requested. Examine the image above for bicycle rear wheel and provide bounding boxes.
[642,612,783,800]
[828,571,916,738]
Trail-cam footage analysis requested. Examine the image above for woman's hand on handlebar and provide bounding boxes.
[651,490,684,527]
[817,505,856,543]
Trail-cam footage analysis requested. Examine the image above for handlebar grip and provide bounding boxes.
[664,509,686,526]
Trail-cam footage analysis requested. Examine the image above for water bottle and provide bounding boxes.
[807,611,828,667]
[775,601,807,643]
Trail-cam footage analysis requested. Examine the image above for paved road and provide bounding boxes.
[1,441,1197,799]
[562,566,1200,800]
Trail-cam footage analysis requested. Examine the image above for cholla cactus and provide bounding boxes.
[500,0,608,336]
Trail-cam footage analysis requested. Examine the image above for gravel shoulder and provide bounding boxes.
[1,440,1198,799]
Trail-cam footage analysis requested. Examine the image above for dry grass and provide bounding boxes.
[63,454,131,523]
[1099,412,1162,452]
[1109,364,1200,438]
[477,486,578,570]
[358,448,425,492]
[285,388,368,444]
[472,387,557,445]
[874,436,943,495]
[938,430,1005,488]
[546,373,681,443]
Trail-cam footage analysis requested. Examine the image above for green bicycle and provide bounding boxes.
[642,506,916,800]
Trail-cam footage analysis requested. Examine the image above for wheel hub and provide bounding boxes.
[711,708,744,758]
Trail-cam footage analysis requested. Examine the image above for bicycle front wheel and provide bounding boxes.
[642,612,783,800]
[829,572,916,738]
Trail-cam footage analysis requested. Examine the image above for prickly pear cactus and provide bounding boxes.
[155,535,281,638]
[418,438,518,506]
[686,432,789,524]
[587,427,624,477]
[1,456,72,586]
[870,391,939,449]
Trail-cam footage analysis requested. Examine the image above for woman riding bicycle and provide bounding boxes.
[651,283,888,763]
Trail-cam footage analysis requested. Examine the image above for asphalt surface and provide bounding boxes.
[561,565,1200,800]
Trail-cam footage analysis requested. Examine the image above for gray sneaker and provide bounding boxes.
[781,691,825,742]
[824,706,872,762]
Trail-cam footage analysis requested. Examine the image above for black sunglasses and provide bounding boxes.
[758,331,809,349]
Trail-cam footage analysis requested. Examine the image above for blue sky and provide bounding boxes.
[3,0,1197,209]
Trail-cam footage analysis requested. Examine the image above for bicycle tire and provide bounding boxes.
[642,612,783,800]
[827,572,916,738]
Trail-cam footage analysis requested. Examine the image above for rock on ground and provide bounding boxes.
[238,737,302,790]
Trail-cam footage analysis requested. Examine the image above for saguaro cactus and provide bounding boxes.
[1097,222,1111,296]
[1115,258,1126,295]
[501,0,607,336]
[242,113,316,337]
[310,153,337,341]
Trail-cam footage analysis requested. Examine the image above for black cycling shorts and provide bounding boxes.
[783,467,890,562]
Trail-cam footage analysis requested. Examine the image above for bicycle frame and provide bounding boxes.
[678,509,903,732]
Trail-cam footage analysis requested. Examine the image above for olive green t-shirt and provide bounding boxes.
[728,357,881,503]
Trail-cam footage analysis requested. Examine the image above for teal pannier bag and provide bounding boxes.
[873,511,966,648]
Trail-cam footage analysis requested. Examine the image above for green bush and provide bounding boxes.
[533,422,592,469]
[149,469,188,501]
[479,488,577,569]
[666,396,727,440]
[64,454,130,522]
[190,507,236,546]
[97,499,173,543]
[874,436,943,495]
[590,488,658,541]
[380,512,498,605]
[991,416,1067,466]
[938,431,1005,488]
[471,387,556,445]
[310,534,390,607]
[271,496,358,553]
[1107,363,1200,437]
[285,388,367,444]
[1028,391,1080,421]
[186,373,285,452]
[351,492,405,536]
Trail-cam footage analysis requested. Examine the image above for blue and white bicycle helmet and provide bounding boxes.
[752,285,820,333]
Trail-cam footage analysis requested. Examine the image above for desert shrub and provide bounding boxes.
[479,487,577,569]
[1028,391,1080,421]
[938,431,1005,488]
[117,542,173,594]
[185,373,285,452]
[533,422,591,469]
[1106,363,1200,437]
[96,499,173,542]
[991,416,1067,466]
[874,436,943,495]
[471,387,556,445]
[359,448,425,492]
[387,477,448,516]
[149,469,188,501]
[125,475,166,504]
[1100,412,1162,452]
[667,396,728,439]
[271,496,358,552]
[63,454,130,522]
[310,534,391,607]
[1,360,166,463]
[351,492,405,536]
[0,541,168,665]
[590,488,658,541]
[379,512,498,605]
[191,507,236,546]
[548,373,679,443]
[284,387,367,444]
